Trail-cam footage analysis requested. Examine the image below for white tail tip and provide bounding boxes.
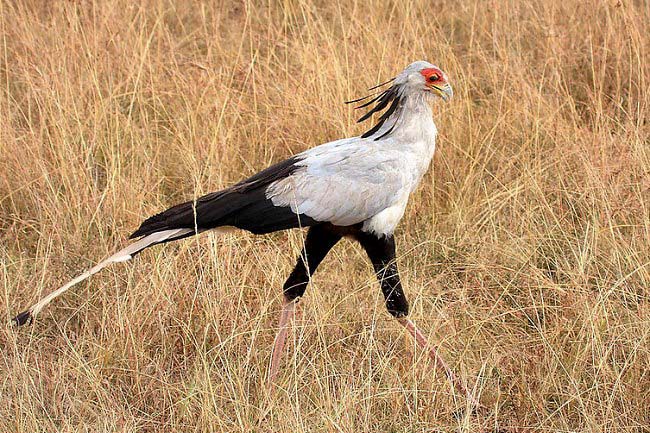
[12,228,192,326]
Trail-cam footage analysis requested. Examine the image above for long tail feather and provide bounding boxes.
[12,228,192,326]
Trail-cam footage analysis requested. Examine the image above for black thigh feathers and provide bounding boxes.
[130,156,318,239]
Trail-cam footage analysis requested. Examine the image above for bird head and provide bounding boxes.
[395,60,453,102]
[346,61,452,140]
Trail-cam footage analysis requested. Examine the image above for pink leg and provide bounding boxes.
[268,299,295,387]
[398,318,480,408]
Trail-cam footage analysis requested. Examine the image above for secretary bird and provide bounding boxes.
[13,60,478,406]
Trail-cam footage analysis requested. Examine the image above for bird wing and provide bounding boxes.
[266,137,410,227]
[130,155,320,238]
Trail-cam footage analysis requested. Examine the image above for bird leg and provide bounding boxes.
[267,225,342,387]
[355,231,479,407]
[398,317,480,408]
[268,298,295,386]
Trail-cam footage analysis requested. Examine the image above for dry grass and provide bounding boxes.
[1,0,649,431]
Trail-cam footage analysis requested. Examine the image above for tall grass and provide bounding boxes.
[1,1,648,431]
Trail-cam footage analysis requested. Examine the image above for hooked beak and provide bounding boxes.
[430,82,453,102]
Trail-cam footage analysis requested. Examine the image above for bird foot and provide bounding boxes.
[398,317,480,408]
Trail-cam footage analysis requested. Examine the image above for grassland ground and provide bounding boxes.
[1,1,649,431]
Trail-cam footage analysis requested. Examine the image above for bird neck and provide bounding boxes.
[387,93,436,143]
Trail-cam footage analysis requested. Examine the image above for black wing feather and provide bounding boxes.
[130,156,317,238]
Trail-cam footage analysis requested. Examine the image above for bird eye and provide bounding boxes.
[428,74,439,82]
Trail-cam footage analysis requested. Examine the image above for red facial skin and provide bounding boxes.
[420,67,445,85]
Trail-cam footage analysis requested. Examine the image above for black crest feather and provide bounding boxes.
[345,77,401,141]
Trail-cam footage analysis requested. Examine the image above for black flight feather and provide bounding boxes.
[130,156,318,238]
